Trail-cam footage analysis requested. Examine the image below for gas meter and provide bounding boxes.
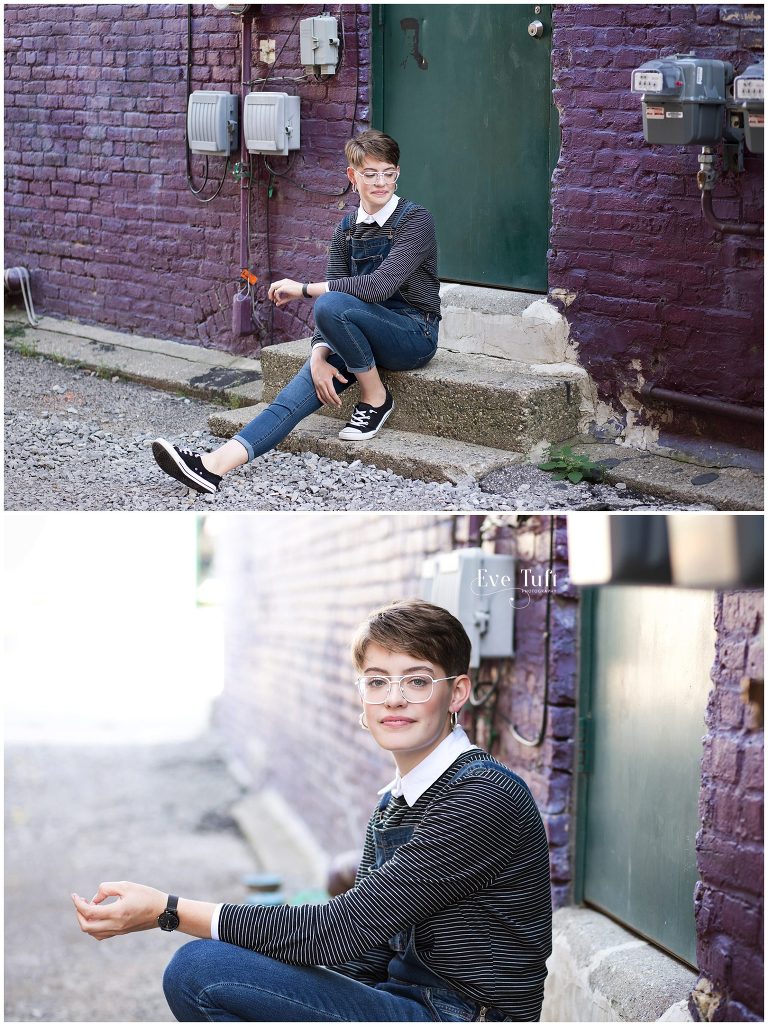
[631,54,734,145]
[732,63,764,154]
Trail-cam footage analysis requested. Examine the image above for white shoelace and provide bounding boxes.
[349,406,372,427]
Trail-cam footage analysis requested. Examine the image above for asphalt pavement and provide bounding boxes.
[4,734,257,1023]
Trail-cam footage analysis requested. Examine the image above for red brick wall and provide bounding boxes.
[550,4,764,448]
[4,3,369,354]
[694,591,764,1022]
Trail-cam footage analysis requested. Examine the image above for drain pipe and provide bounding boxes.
[641,383,763,424]
[233,9,256,337]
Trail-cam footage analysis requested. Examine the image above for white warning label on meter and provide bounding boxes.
[665,110,684,118]
[748,114,764,127]
[646,105,665,119]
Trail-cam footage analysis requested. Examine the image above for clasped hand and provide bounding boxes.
[71,881,166,941]
[268,278,303,307]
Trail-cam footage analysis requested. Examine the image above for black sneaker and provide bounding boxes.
[152,438,222,494]
[338,388,394,440]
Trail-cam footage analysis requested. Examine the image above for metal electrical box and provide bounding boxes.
[243,92,301,155]
[420,548,515,668]
[733,63,764,153]
[187,90,239,156]
[299,15,340,75]
[631,55,733,145]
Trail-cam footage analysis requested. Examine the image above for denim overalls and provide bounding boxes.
[372,756,515,1023]
[340,199,441,344]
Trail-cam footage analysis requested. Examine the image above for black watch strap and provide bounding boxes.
[302,283,310,298]
[158,894,180,932]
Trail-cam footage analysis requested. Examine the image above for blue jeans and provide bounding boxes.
[163,940,437,1022]
[233,292,439,462]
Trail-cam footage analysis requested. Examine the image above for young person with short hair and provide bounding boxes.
[152,130,441,495]
[72,600,553,1022]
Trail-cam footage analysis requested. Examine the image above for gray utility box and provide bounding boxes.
[187,90,239,156]
[420,548,515,669]
[243,92,301,155]
[733,63,764,154]
[299,15,340,75]
[631,55,734,145]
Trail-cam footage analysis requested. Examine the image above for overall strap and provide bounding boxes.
[451,752,533,795]
[386,198,415,236]
[377,790,393,812]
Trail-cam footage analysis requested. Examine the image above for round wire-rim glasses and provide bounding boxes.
[355,673,458,705]
[354,169,400,184]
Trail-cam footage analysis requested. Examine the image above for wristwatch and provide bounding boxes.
[302,283,310,298]
[157,894,180,932]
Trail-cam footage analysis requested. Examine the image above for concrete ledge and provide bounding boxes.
[261,338,579,452]
[438,284,579,365]
[571,441,764,512]
[231,788,329,894]
[4,313,262,407]
[209,403,523,484]
[542,908,695,1022]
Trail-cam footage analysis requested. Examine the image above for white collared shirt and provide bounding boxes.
[356,192,400,227]
[377,725,479,808]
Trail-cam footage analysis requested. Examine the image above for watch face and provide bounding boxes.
[158,909,180,932]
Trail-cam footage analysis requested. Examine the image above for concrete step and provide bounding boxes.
[209,403,523,484]
[260,338,580,455]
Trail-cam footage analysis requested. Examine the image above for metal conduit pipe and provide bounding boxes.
[641,383,764,423]
[701,188,764,237]
[240,12,253,271]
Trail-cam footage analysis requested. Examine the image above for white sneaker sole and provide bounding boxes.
[338,404,394,441]
[152,438,218,494]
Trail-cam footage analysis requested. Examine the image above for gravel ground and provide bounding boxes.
[5,734,256,1023]
[4,350,706,511]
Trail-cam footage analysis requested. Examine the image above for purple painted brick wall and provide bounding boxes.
[456,515,577,911]
[4,3,368,353]
[692,591,764,1022]
[550,4,764,448]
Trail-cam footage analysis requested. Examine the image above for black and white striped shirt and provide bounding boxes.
[217,749,552,1022]
[309,198,441,349]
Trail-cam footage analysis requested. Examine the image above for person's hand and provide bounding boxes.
[310,348,348,407]
[268,279,303,307]
[71,881,166,941]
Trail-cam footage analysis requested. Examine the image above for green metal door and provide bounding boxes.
[372,5,557,291]
[577,587,716,968]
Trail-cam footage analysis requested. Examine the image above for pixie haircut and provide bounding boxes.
[345,129,400,170]
[352,599,471,678]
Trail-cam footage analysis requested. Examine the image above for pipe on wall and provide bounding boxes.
[700,189,764,238]
[641,384,764,423]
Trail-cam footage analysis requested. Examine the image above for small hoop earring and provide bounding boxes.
[450,710,459,730]
[359,712,369,731]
